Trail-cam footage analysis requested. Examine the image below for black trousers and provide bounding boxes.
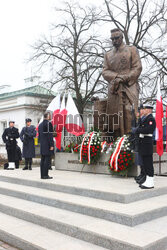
[25,158,32,167]
[15,160,19,168]
[142,155,154,177]
[7,147,16,162]
[40,155,51,178]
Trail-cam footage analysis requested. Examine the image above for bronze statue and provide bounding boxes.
[102,28,142,136]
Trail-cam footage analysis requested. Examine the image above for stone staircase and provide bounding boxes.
[0,169,167,250]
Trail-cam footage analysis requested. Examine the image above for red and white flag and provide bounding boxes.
[51,94,61,127]
[65,93,85,136]
[55,94,67,150]
[155,82,164,156]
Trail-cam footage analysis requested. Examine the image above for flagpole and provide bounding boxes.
[166,106,167,152]
[159,156,161,175]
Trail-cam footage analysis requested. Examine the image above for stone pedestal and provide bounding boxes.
[55,152,167,176]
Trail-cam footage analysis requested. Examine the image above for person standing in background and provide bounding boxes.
[38,112,54,179]
[2,121,19,169]
[20,118,36,170]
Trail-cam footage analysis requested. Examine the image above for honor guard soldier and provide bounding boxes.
[2,121,19,169]
[134,104,146,185]
[133,104,156,189]
[20,118,36,170]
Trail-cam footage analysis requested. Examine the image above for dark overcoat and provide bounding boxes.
[38,119,54,156]
[136,114,156,156]
[20,125,36,158]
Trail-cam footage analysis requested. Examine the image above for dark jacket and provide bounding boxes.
[2,127,19,150]
[136,114,156,155]
[38,119,54,156]
[20,125,36,158]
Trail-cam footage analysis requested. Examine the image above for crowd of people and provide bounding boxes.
[2,112,54,179]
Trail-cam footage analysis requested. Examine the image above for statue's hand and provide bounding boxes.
[117,74,129,83]
[110,78,120,94]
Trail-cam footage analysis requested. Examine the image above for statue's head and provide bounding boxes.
[110,29,123,48]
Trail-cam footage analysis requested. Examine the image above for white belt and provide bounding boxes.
[139,134,152,138]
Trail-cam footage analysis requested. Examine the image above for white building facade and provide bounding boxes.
[0,85,55,156]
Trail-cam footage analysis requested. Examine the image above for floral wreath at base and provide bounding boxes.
[108,135,134,176]
[79,131,101,164]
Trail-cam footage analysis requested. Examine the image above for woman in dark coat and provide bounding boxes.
[20,118,36,170]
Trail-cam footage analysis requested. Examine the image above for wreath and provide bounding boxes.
[79,131,101,164]
[108,135,134,176]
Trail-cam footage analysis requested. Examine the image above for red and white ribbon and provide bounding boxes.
[88,132,95,164]
[110,136,125,171]
[80,134,88,163]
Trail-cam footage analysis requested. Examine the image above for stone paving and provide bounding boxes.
[0,240,18,250]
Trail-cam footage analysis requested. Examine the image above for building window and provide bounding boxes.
[0,121,7,143]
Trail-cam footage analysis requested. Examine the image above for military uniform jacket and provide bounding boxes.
[136,114,156,155]
[2,127,19,149]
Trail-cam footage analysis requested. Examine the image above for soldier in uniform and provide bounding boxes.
[134,104,146,184]
[2,121,19,169]
[38,112,54,179]
[133,104,156,189]
[20,118,36,170]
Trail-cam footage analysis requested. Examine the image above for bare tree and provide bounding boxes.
[102,0,167,104]
[29,2,107,115]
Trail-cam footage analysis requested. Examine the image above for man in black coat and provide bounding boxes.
[2,121,19,169]
[133,104,156,189]
[38,113,54,179]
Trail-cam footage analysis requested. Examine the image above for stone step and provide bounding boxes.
[0,194,167,250]
[0,212,106,250]
[0,181,167,227]
[0,171,167,203]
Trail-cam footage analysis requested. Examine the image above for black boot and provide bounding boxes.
[134,174,143,181]
[23,159,28,170]
[137,175,146,185]
[29,159,32,170]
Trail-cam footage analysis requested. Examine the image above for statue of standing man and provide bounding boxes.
[102,28,142,136]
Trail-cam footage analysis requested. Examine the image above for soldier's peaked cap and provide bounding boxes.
[25,118,32,123]
[144,103,153,109]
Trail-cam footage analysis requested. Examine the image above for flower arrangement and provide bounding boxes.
[64,142,79,153]
[108,135,134,176]
[80,131,101,164]
[73,144,79,153]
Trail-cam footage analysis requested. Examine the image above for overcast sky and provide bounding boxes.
[0,0,104,92]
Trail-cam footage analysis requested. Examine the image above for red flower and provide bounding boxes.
[125,159,127,162]
[126,163,128,166]
[129,158,132,160]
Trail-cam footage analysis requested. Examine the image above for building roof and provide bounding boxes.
[0,85,56,100]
